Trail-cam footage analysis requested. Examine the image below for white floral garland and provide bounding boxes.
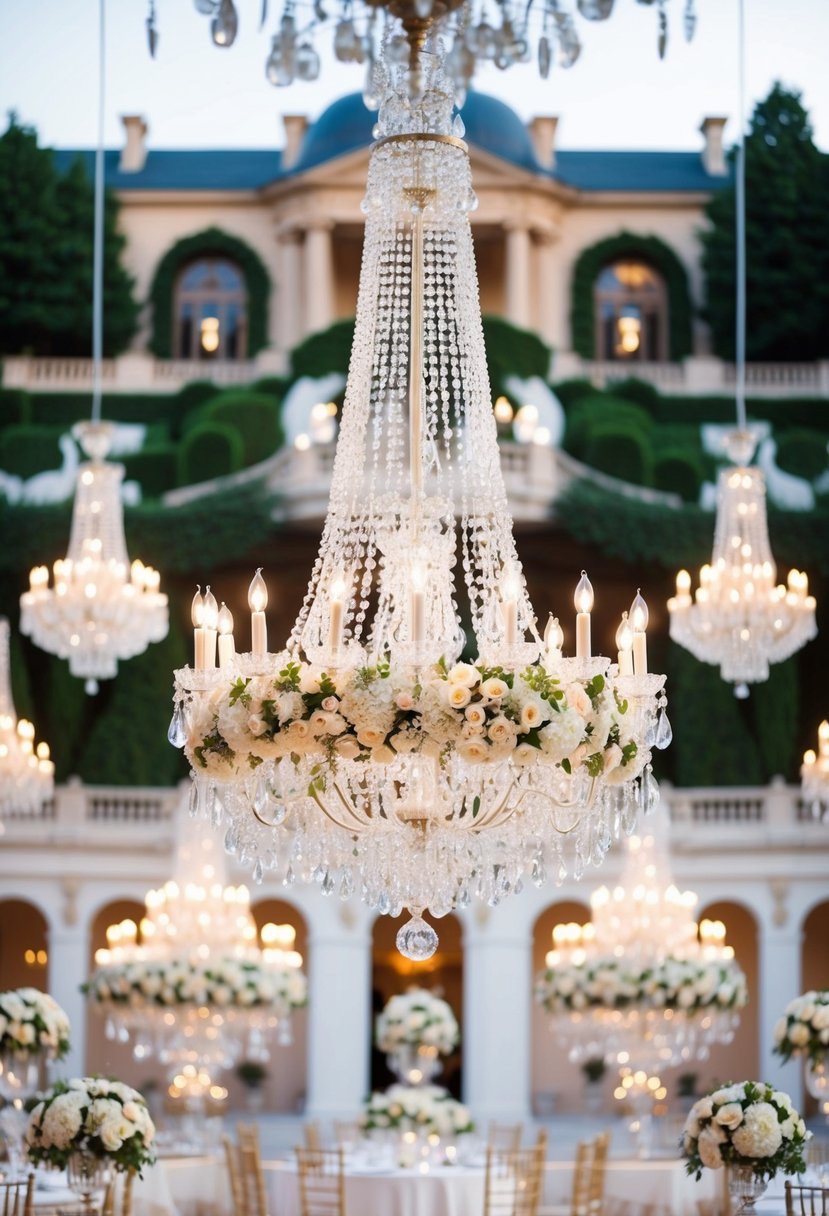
[360,1084,474,1138]
[183,657,644,784]
[535,956,748,1016]
[0,988,71,1058]
[83,957,307,1015]
[682,1081,809,1181]
[375,989,459,1055]
[26,1077,155,1173]
[773,990,829,1066]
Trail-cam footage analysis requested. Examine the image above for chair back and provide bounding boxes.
[488,1122,524,1153]
[483,1139,546,1216]
[0,1176,33,1216]
[295,1147,345,1216]
[101,1171,135,1216]
[304,1121,323,1151]
[785,1181,829,1216]
[224,1124,268,1216]
[570,1131,609,1216]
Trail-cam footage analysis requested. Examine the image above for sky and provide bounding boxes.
[2,0,829,154]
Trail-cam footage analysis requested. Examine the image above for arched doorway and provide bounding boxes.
[250,898,309,1114]
[800,900,829,1115]
[531,900,591,1115]
[695,900,760,1093]
[0,898,49,991]
[371,913,463,1099]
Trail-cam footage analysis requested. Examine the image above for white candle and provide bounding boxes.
[501,569,520,646]
[248,568,268,656]
[191,586,206,670]
[543,614,563,663]
[329,575,347,654]
[410,563,427,646]
[574,571,593,659]
[629,589,649,676]
[615,612,634,676]
[675,569,691,602]
[218,602,235,668]
[203,587,219,669]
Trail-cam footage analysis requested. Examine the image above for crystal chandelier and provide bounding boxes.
[0,618,54,818]
[19,1,168,696]
[172,38,669,960]
[666,0,816,697]
[801,720,829,819]
[149,0,697,87]
[84,808,307,1095]
[535,809,747,1076]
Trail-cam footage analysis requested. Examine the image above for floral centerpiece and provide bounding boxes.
[26,1077,156,1174]
[773,991,829,1066]
[83,957,307,1015]
[682,1081,809,1183]
[376,990,459,1056]
[535,957,747,1016]
[0,988,71,1058]
[360,1085,474,1139]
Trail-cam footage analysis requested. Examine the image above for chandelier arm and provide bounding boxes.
[307,783,369,835]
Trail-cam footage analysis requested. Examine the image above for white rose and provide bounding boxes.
[566,684,592,717]
[513,742,539,765]
[520,700,545,730]
[464,704,487,727]
[447,663,478,688]
[698,1129,724,1170]
[481,677,508,700]
[714,1102,744,1129]
[447,684,471,709]
[812,1006,829,1030]
[692,1096,714,1120]
[371,745,395,765]
[299,666,322,694]
[789,1023,811,1047]
[732,1103,783,1159]
[335,737,362,760]
[396,692,415,711]
[457,739,489,764]
[357,727,385,748]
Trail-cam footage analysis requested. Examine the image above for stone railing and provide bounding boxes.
[568,355,829,398]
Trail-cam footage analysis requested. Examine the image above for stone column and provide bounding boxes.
[305,906,372,1119]
[47,914,89,1079]
[534,229,559,358]
[462,908,532,1124]
[277,227,304,354]
[504,221,531,331]
[758,914,803,1108]
[303,221,335,338]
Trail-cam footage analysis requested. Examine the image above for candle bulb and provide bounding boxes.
[629,589,649,676]
[675,569,691,601]
[819,720,829,758]
[329,574,347,655]
[410,563,426,646]
[203,587,219,669]
[615,611,634,676]
[501,569,520,647]
[544,614,563,663]
[191,586,206,670]
[218,602,235,668]
[248,568,268,657]
[574,571,593,659]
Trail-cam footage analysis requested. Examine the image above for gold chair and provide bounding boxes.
[542,1131,609,1216]
[304,1122,323,1151]
[224,1124,268,1216]
[0,1176,33,1216]
[483,1138,546,1216]
[295,1146,345,1216]
[488,1123,524,1152]
[101,1171,135,1216]
[785,1181,829,1216]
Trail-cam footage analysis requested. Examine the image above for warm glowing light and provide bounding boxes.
[248,569,268,614]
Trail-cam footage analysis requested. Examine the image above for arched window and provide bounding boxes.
[174,257,248,360]
[594,260,668,362]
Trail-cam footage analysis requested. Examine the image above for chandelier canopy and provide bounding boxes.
[173,38,670,960]
[20,423,169,696]
[0,619,53,819]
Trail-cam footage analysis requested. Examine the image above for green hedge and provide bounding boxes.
[774,429,829,482]
[174,380,221,419]
[178,422,244,486]
[290,319,355,379]
[0,389,31,426]
[551,379,597,410]
[27,392,182,428]
[584,421,653,486]
[251,375,291,398]
[122,447,179,499]
[564,394,652,461]
[653,449,706,503]
[201,391,284,466]
[0,425,65,479]
[608,377,663,412]
[482,315,551,398]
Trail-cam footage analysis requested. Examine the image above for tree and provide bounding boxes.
[701,83,829,362]
[0,114,138,356]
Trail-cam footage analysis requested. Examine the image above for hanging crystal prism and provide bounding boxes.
[0,619,54,818]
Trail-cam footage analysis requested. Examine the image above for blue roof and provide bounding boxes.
[53,93,728,194]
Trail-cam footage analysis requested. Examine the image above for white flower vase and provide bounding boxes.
[0,1049,42,1178]
[805,1059,829,1121]
[727,1163,768,1214]
[388,1044,441,1087]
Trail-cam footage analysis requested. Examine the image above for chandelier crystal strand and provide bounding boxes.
[18,0,169,695]
[172,35,668,960]
[667,0,816,696]
[0,619,54,817]
[801,720,829,819]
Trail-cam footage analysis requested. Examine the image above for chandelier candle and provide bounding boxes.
[249,569,268,657]
[202,588,219,670]
[218,604,235,669]
[574,572,593,659]
[616,614,634,677]
[191,587,207,672]
[629,591,649,677]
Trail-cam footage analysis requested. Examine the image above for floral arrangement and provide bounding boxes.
[26,1077,156,1174]
[360,1085,474,1138]
[184,657,644,784]
[682,1081,810,1181]
[376,989,459,1055]
[773,991,829,1066]
[0,988,71,1058]
[83,958,307,1014]
[535,956,747,1016]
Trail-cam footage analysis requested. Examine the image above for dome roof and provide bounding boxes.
[291,90,540,174]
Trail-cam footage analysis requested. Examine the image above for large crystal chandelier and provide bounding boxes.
[150,0,697,86]
[172,37,669,960]
[0,618,54,817]
[19,0,168,696]
[801,720,829,819]
[535,808,747,1076]
[666,0,816,697]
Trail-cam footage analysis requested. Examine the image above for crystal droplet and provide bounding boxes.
[734,682,750,700]
[683,0,696,41]
[168,703,187,748]
[188,779,200,819]
[538,34,551,79]
[452,113,465,138]
[204,782,216,822]
[655,709,673,749]
[339,868,354,901]
[646,714,659,748]
[657,7,667,58]
[321,870,335,896]
[396,912,439,961]
[224,826,238,854]
[85,678,99,696]
[253,859,264,885]
[513,876,524,896]
[283,863,295,887]
[639,766,659,814]
[210,789,223,830]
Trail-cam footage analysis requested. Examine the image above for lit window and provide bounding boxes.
[594,260,668,362]
[174,258,248,360]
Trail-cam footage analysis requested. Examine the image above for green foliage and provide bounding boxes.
[0,117,138,356]
[0,425,65,479]
[585,422,653,486]
[250,375,291,398]
[481,315,551,398]
[202,391,285,465]
[122,447,179,499]
[609,377,662,412]
[668,642,763,785]
[178,422,244,486]
[0,389,31,426]
[751,659,800,780]
[570,231,693,361]
[774,429,829,483]
[148,227,270,358]
[564,394,652,462]
[27,392,180,428]
[702,83,829,361]
[551,379,596,409]
[290,318,355,378]
[653,449,705,504]
[174,380,221,417]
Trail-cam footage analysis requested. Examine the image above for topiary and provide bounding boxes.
[202,391,284,466]
[0,424,65,478]
[584,421,653,487]
[178,422,244,487]
[774,429,829,484]
[481,315,551,399]
[121,446,179,499]
[551,379,598,410]
[564,394,652,462]
[291,319,356,378]
[175,380,220,412]
[608,376,662,415]
[653,449,705,504]
[251,375,291,398]
[0,389,31,427]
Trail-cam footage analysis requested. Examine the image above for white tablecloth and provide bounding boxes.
[32,1155,229,1216]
